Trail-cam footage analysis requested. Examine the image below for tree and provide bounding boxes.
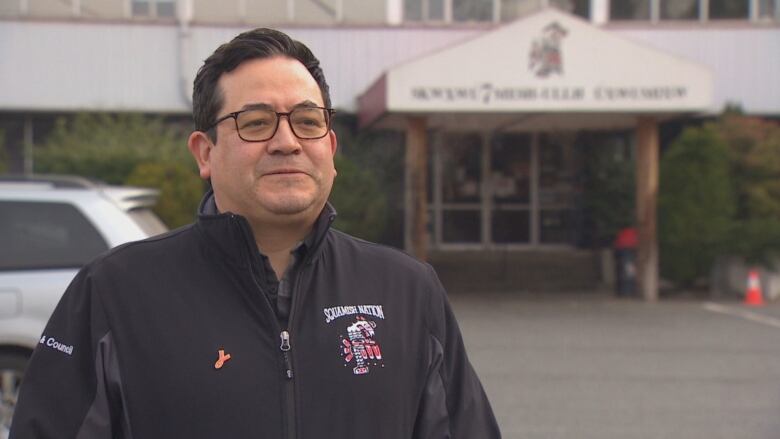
[330,153,388,242]
[581,142,635,247]
[659,126,736,286]
[329,116,403,246]
[714,114,780,221]
[713,114,780,265]
[35,113,203,228]
[125,162,204,228]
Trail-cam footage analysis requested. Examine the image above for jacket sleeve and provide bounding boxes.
[413,265,502,439]
[10,267,131,439]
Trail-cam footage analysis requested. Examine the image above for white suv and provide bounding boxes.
[0,175,168,438]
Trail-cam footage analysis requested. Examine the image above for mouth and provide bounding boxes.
[264,168,307,176]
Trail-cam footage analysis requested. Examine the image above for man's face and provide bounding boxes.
[190,56,337,226]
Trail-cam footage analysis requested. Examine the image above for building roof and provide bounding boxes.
[0,12,777,117]
[358,8,713,130]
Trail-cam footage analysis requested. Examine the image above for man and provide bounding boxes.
[11,28,501,438]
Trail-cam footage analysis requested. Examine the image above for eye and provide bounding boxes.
[292,109,326,127]
[238,110,276,130]
[242,118,269,128]
[299,117,322,127]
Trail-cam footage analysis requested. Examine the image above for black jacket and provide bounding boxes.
[11,196,501,439]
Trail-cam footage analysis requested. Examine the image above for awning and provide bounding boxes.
[358,8,713,130]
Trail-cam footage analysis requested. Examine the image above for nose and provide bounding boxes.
[267,115,302,155]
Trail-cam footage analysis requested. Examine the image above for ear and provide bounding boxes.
[188,131,214,180]
[328,129,338,176]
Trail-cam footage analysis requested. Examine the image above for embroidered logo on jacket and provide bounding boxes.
[323,304,384,323]
[323,304,386,375]
[39,335,74,356]
[340,317,384,375]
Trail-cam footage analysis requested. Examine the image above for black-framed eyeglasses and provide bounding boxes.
[206,106,335,142]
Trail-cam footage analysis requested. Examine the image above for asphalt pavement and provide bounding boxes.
[450,292,780,439]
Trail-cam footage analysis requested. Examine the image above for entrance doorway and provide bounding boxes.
[430,130,580,249]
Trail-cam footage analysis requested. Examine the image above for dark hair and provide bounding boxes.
[192,28,331,141]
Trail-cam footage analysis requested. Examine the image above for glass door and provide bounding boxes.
[538,133,578,244]
[438,133,482,244]
[490,133,532,244]
[430,130,580,249]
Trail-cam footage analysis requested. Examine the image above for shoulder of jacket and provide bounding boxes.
[328,229,433,271]
[86,223,197,271]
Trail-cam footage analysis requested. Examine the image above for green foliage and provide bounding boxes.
[712,115,780,266]
[329,116,402,245]
[125,162,204,228]
[659,126,736,285]
[330,153,388,242]
[35,113,203,228]
[714,115,780,220]
[582,146,635,246]
[36,113,190,183]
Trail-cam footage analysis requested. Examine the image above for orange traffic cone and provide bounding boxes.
[744,269,765,307]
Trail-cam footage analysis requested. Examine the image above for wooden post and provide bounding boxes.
[405,116,429,261]
[636,116,659,302]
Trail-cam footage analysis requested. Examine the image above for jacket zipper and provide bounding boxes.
[232,215,300,439]
[233,212,331,439]
[280,329,296,439]
[280,330,293,378]
[281,246,320,439]
[281,262,310,439]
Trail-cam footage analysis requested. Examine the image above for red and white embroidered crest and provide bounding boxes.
[340,317,384,375]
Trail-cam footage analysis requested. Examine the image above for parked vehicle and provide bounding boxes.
[0,175,168,438]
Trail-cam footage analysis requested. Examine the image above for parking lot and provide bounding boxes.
[452,292,780,439]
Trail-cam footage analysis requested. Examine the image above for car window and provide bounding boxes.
[0,201,109,270]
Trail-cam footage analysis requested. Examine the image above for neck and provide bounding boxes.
[251,217,313,279]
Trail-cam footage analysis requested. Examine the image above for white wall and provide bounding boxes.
[612,26,780,115]
[0,20,777,114]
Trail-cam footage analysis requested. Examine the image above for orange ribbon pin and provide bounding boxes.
[214,349,232,369]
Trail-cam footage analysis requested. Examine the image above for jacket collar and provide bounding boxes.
[195,189,337,269]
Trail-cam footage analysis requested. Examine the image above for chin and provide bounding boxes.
[261,196,319,217]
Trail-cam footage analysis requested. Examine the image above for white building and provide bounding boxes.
[1,0,778,296]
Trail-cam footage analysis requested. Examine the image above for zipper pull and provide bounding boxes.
[280,331,291,351]
[280,330,293,379]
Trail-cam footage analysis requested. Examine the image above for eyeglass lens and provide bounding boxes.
[236,108,329,141]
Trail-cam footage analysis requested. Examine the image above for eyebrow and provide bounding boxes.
[239,100,322,111]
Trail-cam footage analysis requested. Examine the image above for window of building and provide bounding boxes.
[491,134,532,244]
[759,0,779,19]
[132,0,175,18]
[132,0,150,16]
[538,133,578,245]
[404,0,590,23]
[404,0,446,20]
[710,0,749,18]
[439,133,482,244]
[550,0,589,17]
[500,0,543,21]
[0,201,109,271]
[453,0,494,21]
[610,0,650,19]
[429,0,446,19]
[441,134,482,204]
[610,0,776,22]
[660,0,698,19]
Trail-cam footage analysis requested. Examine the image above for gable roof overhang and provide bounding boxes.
[358,8,713,131]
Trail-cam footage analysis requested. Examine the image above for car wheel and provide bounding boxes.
[0,352,29,439]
